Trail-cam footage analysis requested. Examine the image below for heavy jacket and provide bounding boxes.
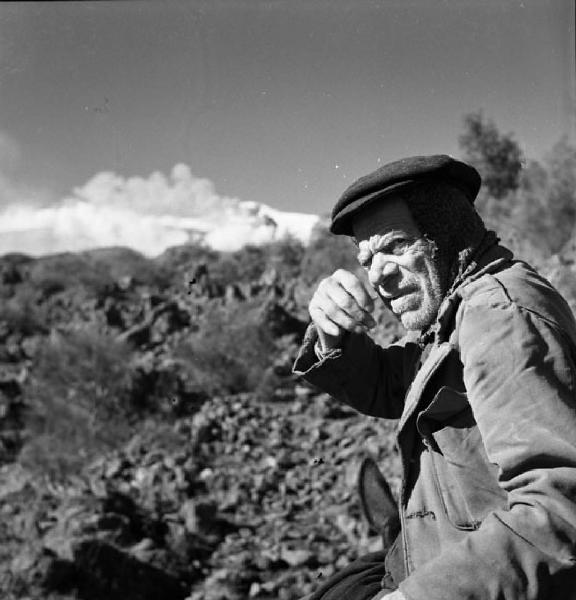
[293,242,576,600]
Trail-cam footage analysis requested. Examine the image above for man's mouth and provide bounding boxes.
[379,287,413,302]
[390,291,418,313]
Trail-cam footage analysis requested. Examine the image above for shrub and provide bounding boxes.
[28,253,114,298]
[82,246,173,289]
[167,237,305,294]
[19,327,136,480]
[214,245,268,286]
[154,243,219,287]
[266,235,306,281]
[174,299,277,398]
[0,287,50,338]
[459,110,523,200]
[0,253,33,292]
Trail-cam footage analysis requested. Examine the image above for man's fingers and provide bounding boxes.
[309,270,380,343]
[318,273,376,326]
[312,294,372,332]
[319,285,376,328]
[309,305,341,337]
[332,269,378,312]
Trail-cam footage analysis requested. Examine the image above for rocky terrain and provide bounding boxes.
[0,231,402,600]
[0,390,399,600]
[2,214,576,600]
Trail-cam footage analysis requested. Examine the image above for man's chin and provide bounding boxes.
[399,309,434,331]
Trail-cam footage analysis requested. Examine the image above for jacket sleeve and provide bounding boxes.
[292,323,421,419]
[399,293,576,600]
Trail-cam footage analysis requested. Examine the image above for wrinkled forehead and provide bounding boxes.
[351,195,421,244]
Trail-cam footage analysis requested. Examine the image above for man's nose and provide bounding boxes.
[368,255,398,287]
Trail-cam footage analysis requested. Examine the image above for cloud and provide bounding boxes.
[0,164,320,257]
[203,218,278,252]
[73,164,240,220]
[0,202,190,257]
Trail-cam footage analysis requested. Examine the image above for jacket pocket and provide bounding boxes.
[418,387,508,530]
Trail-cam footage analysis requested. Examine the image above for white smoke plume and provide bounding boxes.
[0,164,319,257]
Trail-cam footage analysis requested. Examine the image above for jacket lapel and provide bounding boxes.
[398,341,453,435]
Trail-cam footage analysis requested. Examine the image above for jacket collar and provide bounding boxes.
[418,232,514,346]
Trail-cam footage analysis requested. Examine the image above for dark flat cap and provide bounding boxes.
[330,154,481,235]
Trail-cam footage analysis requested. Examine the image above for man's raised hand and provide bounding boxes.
[309,269,378,352]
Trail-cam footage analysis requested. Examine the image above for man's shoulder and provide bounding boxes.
[460,260,552,303]
[458,259,576,336]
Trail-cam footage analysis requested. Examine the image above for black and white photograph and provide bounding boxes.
[0,1,575,599]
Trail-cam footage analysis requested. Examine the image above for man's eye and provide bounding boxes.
[391,239,412,254]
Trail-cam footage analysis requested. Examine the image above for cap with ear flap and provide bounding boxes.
[330,154,481,236]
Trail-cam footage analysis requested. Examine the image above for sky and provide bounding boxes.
[0,0,574,224]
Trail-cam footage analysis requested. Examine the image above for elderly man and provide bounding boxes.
[293,155,576,600]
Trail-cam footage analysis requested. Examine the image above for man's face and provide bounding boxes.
[351,196,446,331]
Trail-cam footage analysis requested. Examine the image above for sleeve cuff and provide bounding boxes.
[293,323,344,375]
[314,340,335,360]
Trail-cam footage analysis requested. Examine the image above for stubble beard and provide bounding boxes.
[399,288,442,331]
[397,247,447,332]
